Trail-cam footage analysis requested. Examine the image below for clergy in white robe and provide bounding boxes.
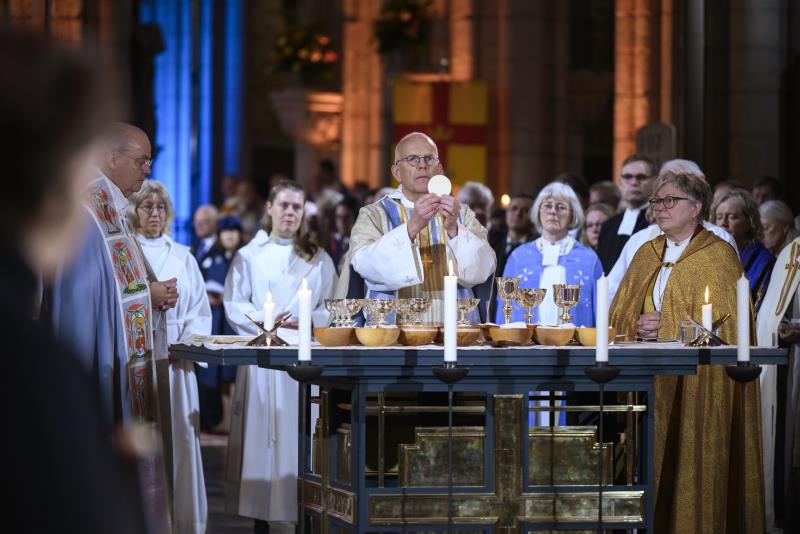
[223,182,336,528]
[130,180,212,534]
[756,237,800,529]
[334,132,496,323]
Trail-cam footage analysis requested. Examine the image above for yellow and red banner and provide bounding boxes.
[392,79,488,186]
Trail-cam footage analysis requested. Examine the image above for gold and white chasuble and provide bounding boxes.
[336,187,496,324]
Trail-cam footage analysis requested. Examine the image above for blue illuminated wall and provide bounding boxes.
[139,0,243,244]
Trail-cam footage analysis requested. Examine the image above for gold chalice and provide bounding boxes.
[553,284,580,324]
[496,276,521,324]
[405,297,431,326]
[515,288,546,325]
[457,298,480,326]
[394,298,411,325]
[364,298,396,327]
[340,298,363,327]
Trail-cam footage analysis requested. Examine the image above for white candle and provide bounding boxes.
[444,259,458,363]
[596,274,609,362]
[298,278,312,361]
[737,274,750,362]
[263,291,275,332]
[701,286,713,331]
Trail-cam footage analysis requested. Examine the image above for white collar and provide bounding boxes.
[137,234,170,247]
[388,185,416,209]
[535,234,575,254]
[666,233,693,248]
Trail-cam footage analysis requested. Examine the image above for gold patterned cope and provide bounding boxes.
[611,229,765,533]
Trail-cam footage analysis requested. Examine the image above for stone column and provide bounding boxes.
[340,0,384,188]
[729,0,784,184]
[270,88,343,190]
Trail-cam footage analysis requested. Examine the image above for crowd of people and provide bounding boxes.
[5,27,799,534]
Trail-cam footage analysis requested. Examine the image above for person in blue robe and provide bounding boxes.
[495,182,603,427]
[711,189,776,312]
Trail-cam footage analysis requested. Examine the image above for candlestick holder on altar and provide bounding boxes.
[682,316,728,347]
[244,315,289,347]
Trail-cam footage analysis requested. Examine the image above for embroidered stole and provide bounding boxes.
[85,176,156,420]
[380,196,454,295]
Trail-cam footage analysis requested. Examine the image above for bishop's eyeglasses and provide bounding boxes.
[118,151,153,169]
[394,154,439,168]
[648,195,690,210]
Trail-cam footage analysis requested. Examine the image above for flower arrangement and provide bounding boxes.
[273,26,338,86]
[373,0,433,55]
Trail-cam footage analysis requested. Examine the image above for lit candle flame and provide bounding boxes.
[302,278,308,291]
[448,259,454,277]
[704,285,709,304]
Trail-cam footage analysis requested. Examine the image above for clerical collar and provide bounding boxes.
[393,185,415,209]
[97,168,130,212]
[138,234,169,246]
[269,233,293,246]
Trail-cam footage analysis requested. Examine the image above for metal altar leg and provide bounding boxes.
[353,382,368,533]
[725,362,762,534]
[447,383,455,534]
[584,363,621,533]
[377,392,385,488]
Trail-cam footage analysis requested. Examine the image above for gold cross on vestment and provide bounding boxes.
[775,241,800,315]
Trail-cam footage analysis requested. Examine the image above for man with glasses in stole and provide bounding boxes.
[336,132,495,325]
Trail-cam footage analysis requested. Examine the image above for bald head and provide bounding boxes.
[98,122,152,197]
[394,132,437,163]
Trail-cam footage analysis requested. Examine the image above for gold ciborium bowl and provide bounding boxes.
[575,326,617,347]
[486,326,533,346]
[355,326,400,347]
[398,325,438,346]
[340,298,364,327]
[515,287,546,325]
[535,325,575,346]
[457,297,480,326]
[314,327,356,347]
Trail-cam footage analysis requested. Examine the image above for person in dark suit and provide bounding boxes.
[488,193,537,319]
[597,154,656,273]
[2,28,145,533]
[192,203,219,263]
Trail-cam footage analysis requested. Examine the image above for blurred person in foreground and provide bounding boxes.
[1,29,145,533]
[129,180,212,534]
[711,189,776,312]
[610,171,763,533]
[760,200,797,256]
[606,159,738,299]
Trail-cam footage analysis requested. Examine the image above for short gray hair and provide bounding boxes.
[653,171,712,223]
[458,181,494,210]
[127,179,175,236]
[658,159,706,181]
[760,200,795,230]
[531,182,585,234]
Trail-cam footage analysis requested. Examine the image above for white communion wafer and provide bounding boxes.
[427,174,452,196]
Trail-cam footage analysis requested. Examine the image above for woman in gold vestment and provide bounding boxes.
[611,171,764,533]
